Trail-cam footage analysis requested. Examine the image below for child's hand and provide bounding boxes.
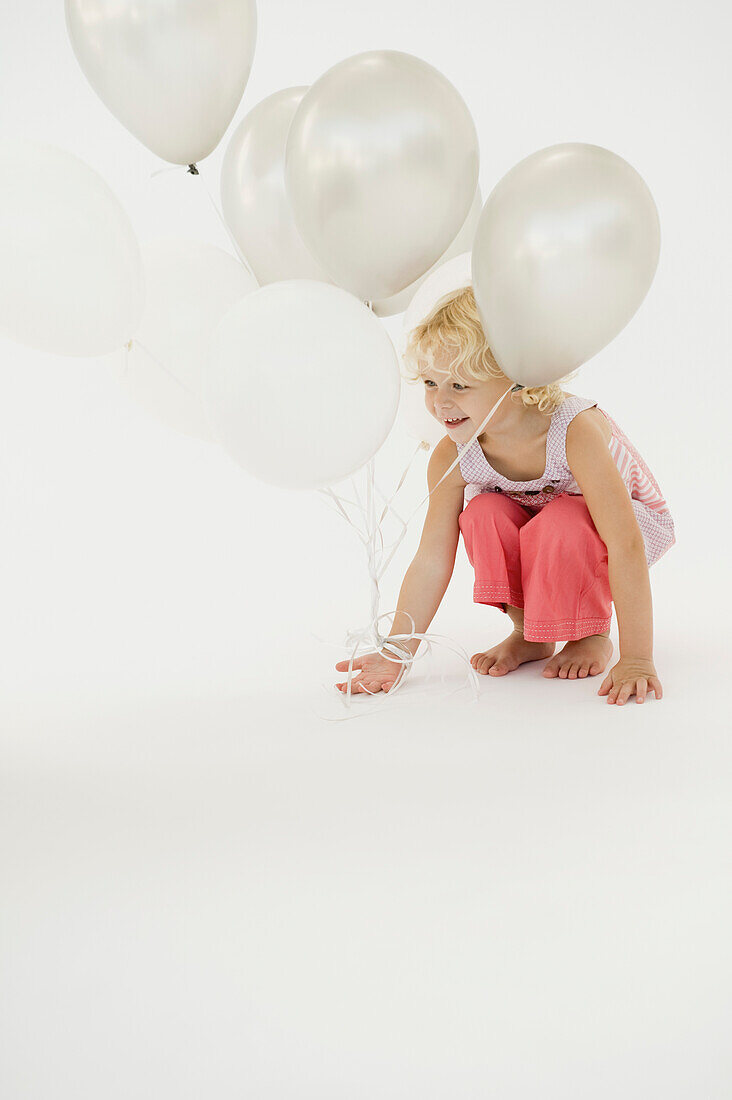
[597,658,662,705]
[335,647,410,695]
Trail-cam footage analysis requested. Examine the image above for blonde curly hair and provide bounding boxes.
[403,286,575,416]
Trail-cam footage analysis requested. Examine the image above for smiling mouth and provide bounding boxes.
[443,417,468,427]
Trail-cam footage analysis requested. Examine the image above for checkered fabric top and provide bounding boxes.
[458,394,676,567]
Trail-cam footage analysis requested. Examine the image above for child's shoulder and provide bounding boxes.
[428,435,467,489]
[563,394,613,446]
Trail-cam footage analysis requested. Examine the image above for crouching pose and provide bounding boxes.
[336,286,675,706]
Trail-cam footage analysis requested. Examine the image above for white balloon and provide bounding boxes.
[221,87,333,286]
[0,142,143,357]
[122,240,257,440]
[373,189,482,318]
[402,252,473,339]
[286,51,479,301]
[472,143,661,388]
[205,282,400,489]
[65,0,257,165]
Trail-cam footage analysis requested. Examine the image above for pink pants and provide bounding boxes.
[458,493,612,642]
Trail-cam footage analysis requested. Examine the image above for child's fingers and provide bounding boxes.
[597,674,613,696]
[335,676,363,692]
[336,679,384,695]
[648,676,663,700]
[615,681,635,706]
[606,683,622,704]
[335,659,364,672]
[635,677,648,703]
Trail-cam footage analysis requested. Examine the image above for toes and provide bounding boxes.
[488,662,508,676]
[543,661,559,677]
[568,663,581,679]
[588,662,602,676]
[578,665,590,678]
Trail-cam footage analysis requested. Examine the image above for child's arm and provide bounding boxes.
[389,437,467,649]
[566,411,663,705]
[335,437,466,695]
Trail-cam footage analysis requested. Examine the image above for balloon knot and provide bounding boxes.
[187,163,199,175]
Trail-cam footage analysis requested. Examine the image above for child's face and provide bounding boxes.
[419,346,501,443]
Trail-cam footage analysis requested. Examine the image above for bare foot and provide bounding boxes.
[471,630,556,676]
[542,634,613,679]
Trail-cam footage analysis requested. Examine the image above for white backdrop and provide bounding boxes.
[1,2,731,1097]
[0,0,729,714]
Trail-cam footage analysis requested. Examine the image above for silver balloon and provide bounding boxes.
[65,0,257,165]
[220,87,332,285]
[285,50,479,302]
[373,188,482,318]
[472,143,661,388]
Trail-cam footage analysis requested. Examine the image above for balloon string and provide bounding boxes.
[315,671,476,722]
[376,440,425,527]
[375,385,514,581]
[149,163,189,180]
[318,457,465,714]
[192,164,259,284]
[415,386,514,513]
[148,158,259,283]
[124,337,200,401]
[317,622,480,720]
[319,385,517,717]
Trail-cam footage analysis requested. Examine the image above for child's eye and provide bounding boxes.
[423,379,436,388]
[452,383,467,391]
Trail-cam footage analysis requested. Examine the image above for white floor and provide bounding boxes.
[2,624,730,1099]
[2,0,731,1092]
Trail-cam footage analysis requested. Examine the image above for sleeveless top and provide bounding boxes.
[458,394,675,567]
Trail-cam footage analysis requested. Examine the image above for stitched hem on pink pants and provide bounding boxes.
[473,584,524,609]
[523,615,612,642]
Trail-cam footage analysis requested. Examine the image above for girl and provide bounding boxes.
[335,286,675,706]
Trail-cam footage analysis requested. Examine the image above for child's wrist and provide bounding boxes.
[384,636,418,658]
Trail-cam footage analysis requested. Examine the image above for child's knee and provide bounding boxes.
[520,496,599,549]
[459,493,526,535]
